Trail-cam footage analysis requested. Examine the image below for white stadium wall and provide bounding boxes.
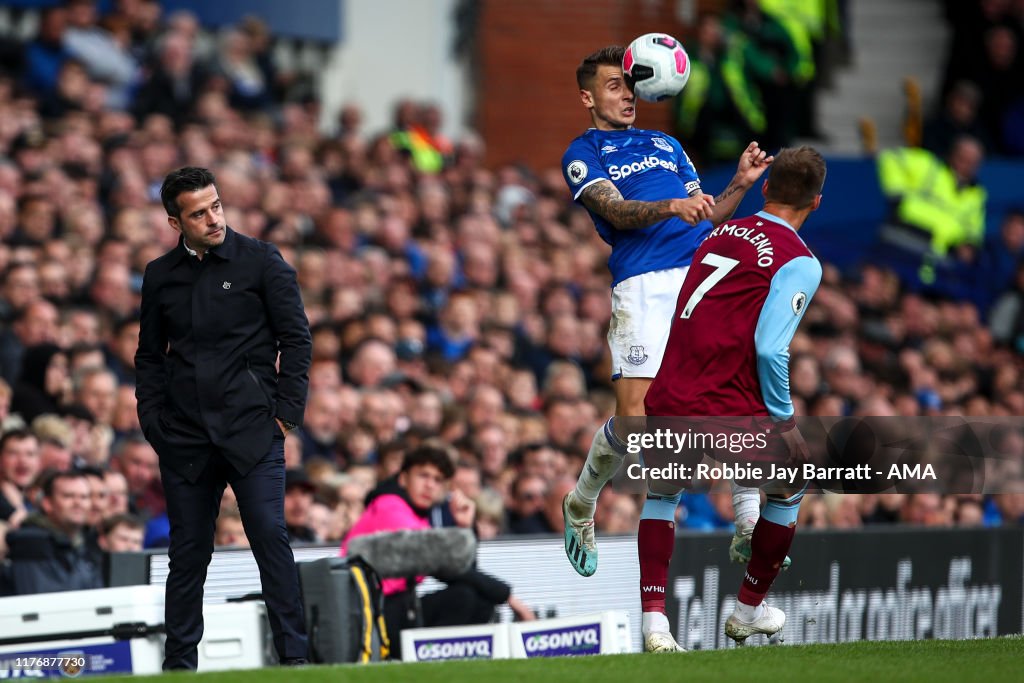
[318,0,472,141]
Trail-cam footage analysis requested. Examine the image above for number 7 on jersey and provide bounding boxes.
[680,253,740,319]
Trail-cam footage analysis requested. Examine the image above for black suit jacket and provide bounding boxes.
[135,228,311,482]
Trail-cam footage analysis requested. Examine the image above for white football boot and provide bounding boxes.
[724,603,786,646]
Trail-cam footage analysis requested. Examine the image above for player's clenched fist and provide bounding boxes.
[736,141,774,186]
[670,195,714,224]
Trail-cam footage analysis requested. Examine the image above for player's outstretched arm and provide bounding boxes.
[580,179,712,230]
[709,141,775,226]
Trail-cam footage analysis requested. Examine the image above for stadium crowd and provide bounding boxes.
[0,0,1021,596]
[938,0,1024,158]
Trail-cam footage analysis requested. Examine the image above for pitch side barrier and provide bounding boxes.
[666,526,1022,649]
[117,525,1023,654]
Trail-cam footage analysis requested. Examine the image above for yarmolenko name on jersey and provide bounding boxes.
[708,222,775,267]
[608,155,679,181]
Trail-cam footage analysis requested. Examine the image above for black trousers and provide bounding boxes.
[160,433,307,670]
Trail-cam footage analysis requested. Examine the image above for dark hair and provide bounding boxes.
[40,468,88,499]
[112,316,140,336]
[100,512,144,536]
[399,445,455,479]
[576,46,626,90]
[764,146,827,209]
[68,342,103,361]
[160,166,216,218]
[0,428,37,453]
[77,465,105,481]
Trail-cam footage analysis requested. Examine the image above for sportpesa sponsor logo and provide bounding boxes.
[522,624,601,657]
[609,155,678,180]
[414,636,493,661]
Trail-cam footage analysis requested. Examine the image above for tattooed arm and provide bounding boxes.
[709,176,751,226]
[579,180,713,230]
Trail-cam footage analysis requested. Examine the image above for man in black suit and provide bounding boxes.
[135,167,312,670]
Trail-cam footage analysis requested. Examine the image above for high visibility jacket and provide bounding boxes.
[877,147,987,255]
[760,0,826,41]
[758,0,817,83]
[678,40,766,141]
[390,128,444,174]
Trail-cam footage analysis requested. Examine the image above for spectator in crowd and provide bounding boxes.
[0,262,41,323]
[474,488,506,540]
[32,414,75,472]
[990,262,1024,352]
[0,429,40,529]
[211,27,270,112]
[80,465,108,528]
[215,509,249,548]
[97,512,144,553]
[923,81,990,157]
[877,135,986,289]
[62,0,138,109]
[11,344,70,423]
[975,209,1024,313]
[104,317,140,386]
[506,474,551,534]
[23,6,71,95]
[0,299,60,384]
[298,388,343,463]
[596,489,640,535]
[133,30,207,126]
[346,337,397,388]
[74,366,118,423]
[939,0,1024,158]
[1,469,103,595]
[103,469,130,516]
[901,493,953,527]
[283,469,317,544]
[110,433,160,517]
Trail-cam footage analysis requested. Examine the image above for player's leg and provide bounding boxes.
[724,486,805,645]
[563,390,638,577]
[639,485,685,652]
[728,481,762,563]
[572,377,648,505]
[729,483,791,569]
[564,269,671,577]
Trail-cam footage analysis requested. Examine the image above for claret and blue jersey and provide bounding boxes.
[562,127,713,285]
[645,211,822,419]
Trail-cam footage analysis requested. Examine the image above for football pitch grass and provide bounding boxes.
[84,638,1021,683]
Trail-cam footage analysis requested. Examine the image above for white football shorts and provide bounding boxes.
[608,266,689,380]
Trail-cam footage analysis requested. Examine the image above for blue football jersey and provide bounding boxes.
[561,128,712,285]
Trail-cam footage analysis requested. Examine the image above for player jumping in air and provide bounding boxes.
[640,146,825,651]
[560,46,773,587]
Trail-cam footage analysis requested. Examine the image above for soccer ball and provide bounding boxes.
[623,33,691,102]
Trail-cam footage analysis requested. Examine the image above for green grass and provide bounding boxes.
[85,638,1023,683]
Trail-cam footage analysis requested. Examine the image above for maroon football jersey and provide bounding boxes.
[645,212,818,417]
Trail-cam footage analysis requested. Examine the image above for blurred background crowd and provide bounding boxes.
[0,0,1021,596]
